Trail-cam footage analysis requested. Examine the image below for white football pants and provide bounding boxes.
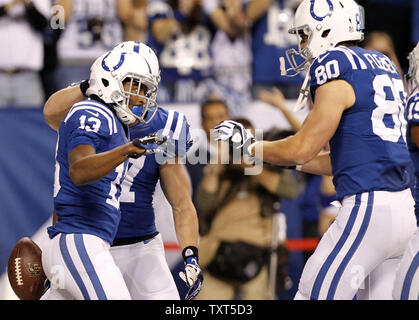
[294,189,416,300]
[109,233,180,300]
[41,233,131,300]
[392,227,419,300]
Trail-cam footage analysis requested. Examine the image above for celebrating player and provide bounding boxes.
[41,49,155,300]
[42,41,202,300]
[393,42,419,300]
[214,0,416,299]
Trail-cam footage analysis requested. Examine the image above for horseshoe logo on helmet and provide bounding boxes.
[101,52,126,72]
[310,0,334,21]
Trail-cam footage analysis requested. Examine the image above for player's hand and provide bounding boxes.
[213,120,255,157]
[178,246,203,300]
[131,133,176,159]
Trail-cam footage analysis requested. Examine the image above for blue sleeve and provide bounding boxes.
[63,107,113,153]
[407,93,419,125]
[309,49,354,99]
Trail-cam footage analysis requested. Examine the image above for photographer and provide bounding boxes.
[195,119,299,299]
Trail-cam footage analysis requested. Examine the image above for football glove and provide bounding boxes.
[178,246,203,300]
[213,120,255,157]
[130,133,176,159]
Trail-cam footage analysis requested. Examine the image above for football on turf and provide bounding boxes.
[7,237,47,300]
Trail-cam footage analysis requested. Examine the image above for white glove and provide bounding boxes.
[213,120,255,156]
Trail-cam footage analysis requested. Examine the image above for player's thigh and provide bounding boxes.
[357,257,400,300]
[298,192,386,299]
[110,234,179,300]
[299,190,415,300]
[393,229,419,300]
[43,233,130,300]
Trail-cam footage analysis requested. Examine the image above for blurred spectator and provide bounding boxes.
[147,0,219,104]
[247,0,304,100]
[195,118,298,300]
[362,31,404,81]
[209,0,253,116]
[0,0,50,107]
[358,0,413,72]
[185,97,231,211]
[117,0,148,42]
[55,0,125,90]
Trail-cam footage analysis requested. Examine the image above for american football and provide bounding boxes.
[7,237,47,300]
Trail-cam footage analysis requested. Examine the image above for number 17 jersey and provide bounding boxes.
[309,46,412,200]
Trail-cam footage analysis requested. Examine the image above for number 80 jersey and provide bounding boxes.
[309,46,412,200]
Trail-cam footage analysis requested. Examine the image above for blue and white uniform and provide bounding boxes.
[393,92,419,300]
[41,99,131,300]
[297,46,417,300]
[110,107,192,300]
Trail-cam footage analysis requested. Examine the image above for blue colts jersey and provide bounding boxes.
[309,46,412,200]
[115,108,192,239]
[405,92,419,224]
[48,99,129,244]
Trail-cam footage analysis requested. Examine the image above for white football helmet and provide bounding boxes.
[86,47,159,125]
[284,0,364,75]
[112,41,161,85]
[280,0,364,111]
[406,42,419,96]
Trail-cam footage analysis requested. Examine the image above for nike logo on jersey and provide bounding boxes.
[86,110,99,117]
[317,53,330,63]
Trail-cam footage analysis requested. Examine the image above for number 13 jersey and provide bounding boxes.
[309,46,412,200]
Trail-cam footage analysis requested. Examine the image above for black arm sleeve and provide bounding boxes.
[24,1,48,31]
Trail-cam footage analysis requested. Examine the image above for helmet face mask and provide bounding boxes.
[406,42,419,96]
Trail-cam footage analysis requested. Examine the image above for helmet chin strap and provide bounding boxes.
[294,72,310,112]
[114,105,137,125]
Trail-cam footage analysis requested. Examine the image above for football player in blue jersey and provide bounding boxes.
[40,49,158,300]
[393,42,419,300]
[42,41,202,300]
[214,0,416,300]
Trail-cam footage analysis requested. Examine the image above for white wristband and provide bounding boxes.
[296,164,302,171]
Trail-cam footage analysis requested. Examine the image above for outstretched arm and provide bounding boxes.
[252,80,354,166]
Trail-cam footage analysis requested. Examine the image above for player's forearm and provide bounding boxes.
[258,136,314,166]
[298,153,333,176]
[173,205,199,249]
[69,143,143,185]
[246,0,272,22]
[44,86,85,131]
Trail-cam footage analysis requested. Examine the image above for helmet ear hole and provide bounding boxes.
[322,30,331,38]
[102,78,109,87]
